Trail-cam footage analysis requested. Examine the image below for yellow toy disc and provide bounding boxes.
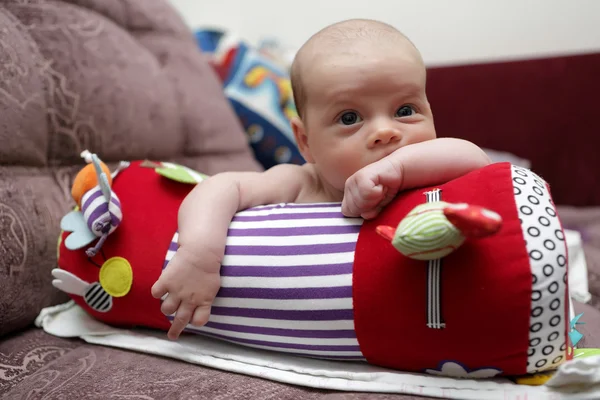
[515,371,554,386]
[99,257,133,297]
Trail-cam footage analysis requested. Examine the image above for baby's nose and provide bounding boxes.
[368,126,401,148]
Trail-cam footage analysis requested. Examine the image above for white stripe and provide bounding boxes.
[83,193,108,219]
[434,258,442,329]
[165,250,176,262]
[221,273,353,289]
[212,297,352,311]
[236,206,342,217]
[222,251,355,267]
[172,232,179,244]
[435,261,439,328]
[229,218,362,230]
[208,315,356,330]
[225,233,359,246]
[241,203,341,211]
[195,326,359,346]
[427,261,433,328]
[182,333,364,357]
[108,198,122,220]
[80,186,100,206]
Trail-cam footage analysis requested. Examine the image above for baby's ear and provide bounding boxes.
[291,117,314,163]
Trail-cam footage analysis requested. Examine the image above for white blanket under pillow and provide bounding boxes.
[36,301,600,400]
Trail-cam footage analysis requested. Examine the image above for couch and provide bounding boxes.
[1,1,599,398]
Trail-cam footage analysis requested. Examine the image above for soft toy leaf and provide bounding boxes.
[155,162,208,184]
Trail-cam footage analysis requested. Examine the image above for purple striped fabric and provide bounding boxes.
[86,203,110,232]
[220,262,353,277]
[82,187,122,235]
[179,329,365,360]
[163,202,365,360]
[227,225,360,237]
[224,242,356,256]
[191,331,361,352]
[246,203,342,212]
[202,321,357,338]
[208,307,354,320]
[82,190,103,210]
[232,211,344,222]
[217,286,353,300]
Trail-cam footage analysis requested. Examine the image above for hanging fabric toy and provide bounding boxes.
[61,151,129,257]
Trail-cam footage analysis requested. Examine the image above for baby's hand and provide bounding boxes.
[342,158,403,220]
[151,245,221,340]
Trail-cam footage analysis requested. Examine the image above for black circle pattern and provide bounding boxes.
[512,165,567,373]
[535,359,547,368]
[528,195,540,205]
[542,346,554,356]
[548,332,559,341]
[553,356,563,364]
[529,250,543,261]
[521,206,533,215]
[539,216,550,226]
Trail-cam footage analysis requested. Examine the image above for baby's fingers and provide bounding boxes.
[361,207,382,220]
[160,293,180,316]
[151,278,168,300]
[190,305,211,327]
[168,302,195,340]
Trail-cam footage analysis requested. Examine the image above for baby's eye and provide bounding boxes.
[338,111,362,126]
[395,105,417,118]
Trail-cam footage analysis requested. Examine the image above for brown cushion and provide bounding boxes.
[0,0,261,336]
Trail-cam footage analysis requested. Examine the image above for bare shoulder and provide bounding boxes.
[264,163,320,200]
[234,162,319,207]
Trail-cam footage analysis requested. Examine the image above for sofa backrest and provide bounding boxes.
[0,0,261,336]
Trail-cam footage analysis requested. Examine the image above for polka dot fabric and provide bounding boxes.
[512,165,568,373]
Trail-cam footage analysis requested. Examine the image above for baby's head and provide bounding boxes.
[290,19,436,194]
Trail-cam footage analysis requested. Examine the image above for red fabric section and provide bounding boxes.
[58,162,193,330]
[353,163,532,375]
[427,52,600,206]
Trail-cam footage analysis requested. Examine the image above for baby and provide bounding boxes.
[152,19,491,340]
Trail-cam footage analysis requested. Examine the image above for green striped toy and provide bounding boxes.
[376,201,502,260]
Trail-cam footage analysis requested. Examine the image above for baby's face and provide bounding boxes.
[298,41,436,192]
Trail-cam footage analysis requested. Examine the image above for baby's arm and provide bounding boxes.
[342,138,491,219]
[151,164,311,340]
